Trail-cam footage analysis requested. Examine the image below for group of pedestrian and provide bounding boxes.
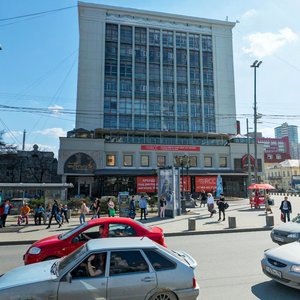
[46,200,69,229]
[198,191,229,221]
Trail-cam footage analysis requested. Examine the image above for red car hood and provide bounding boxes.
[31,234,61,247]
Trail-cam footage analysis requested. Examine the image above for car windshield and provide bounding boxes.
[292,215,300,223]
[59,222,87,240]
[58,244,88,273]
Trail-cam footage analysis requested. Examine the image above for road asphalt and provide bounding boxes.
[0,194,299,245]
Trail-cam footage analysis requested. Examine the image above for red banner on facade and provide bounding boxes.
[179,176,191,192]
[195,176,217,192]
[136,176,157,193]
[141,145,200,152]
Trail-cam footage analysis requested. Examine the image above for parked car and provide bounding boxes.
[271,214,300,245]
[286,188,300,194]
[23,217,166,264]
[2,237,199,300]
[261,241,300,290]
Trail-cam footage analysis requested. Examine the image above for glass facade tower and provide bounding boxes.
[104,23,214,133]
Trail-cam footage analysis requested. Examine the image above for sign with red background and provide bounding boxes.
[141,145,200,152]
[195,176,217,192]
[136,176,157,193]
[179,176,191,192]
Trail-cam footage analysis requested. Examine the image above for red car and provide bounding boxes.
[23,217,166,265]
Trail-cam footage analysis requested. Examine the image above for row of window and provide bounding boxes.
[106,24,213,51]
[105,44,213,69]
[267,170,298,178]
[106,154,228,168]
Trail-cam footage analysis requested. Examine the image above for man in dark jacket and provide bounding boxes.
[280,196,292,223]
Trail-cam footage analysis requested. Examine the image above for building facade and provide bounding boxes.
[76,2,236,133]
[275,122,299,159]
[58,3,258,198]
[264,159,300,191]
[257,136,290,165]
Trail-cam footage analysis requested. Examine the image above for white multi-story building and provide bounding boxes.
[58,2,262,198]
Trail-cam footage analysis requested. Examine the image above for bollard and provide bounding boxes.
[266,215,274,227]
[188,217,197,231]
[228,216,236,228]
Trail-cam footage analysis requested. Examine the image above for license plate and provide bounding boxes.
[265,266,282,278]
[273,236,284,242]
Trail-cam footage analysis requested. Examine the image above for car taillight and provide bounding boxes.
[193,277,197,288]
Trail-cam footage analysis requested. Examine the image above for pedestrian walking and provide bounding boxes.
[107,198,115,217]
[159,196,167,218]
[280,196,292,223]
[217,193,226,221]
[79,200,89,224]
[61,204,69,223]
[129,196,136,219]
[200,190,207,207]
[46,200,62,229]
[91,198,101,219]
[139,195,147,220]
[207,193,215,218]
[0,200,13,228]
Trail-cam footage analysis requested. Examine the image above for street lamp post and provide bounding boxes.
[175,155,188,213]
[246,118,252,194]
[251,60,262,183]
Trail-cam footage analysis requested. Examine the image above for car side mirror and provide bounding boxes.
[72,237,80,243]
[62,273,72,283]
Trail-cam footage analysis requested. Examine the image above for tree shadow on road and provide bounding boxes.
[251,280,299,299]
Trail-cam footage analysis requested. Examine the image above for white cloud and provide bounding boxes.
[242,27,298,58]
[35,128,67,138]
[241,9,257,20]
[3,130,23,139]
[259,127,275,138]
[48,104,63,115]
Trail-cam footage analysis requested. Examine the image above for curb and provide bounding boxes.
[0,226,273,246]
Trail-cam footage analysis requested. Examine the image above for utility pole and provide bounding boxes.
[251,60,262,183]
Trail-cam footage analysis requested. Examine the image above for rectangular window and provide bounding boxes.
[141,155,149,167]
[123,155,133,167]
[189,156,197,167]
[219,157,227,168]
[157,155,166,167]
[204,156,212,168]
[106,154,116,167]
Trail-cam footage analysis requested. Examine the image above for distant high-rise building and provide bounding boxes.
[275,122,299,159]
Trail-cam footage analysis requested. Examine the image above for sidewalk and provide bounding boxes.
[0,195,298,245]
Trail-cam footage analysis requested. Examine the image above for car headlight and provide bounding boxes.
[287,233,299,239]
[291,265,300,273]
[28,247,41,255]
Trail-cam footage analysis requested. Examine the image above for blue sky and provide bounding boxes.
[1,0,300,158]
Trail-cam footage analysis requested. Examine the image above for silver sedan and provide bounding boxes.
[261,241,300,289]
[0,237,199,300]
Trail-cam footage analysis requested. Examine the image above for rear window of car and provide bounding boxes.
[143,249,176,271]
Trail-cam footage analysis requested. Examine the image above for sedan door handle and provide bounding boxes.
[141,276,155,282]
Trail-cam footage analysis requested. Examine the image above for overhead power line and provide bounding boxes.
[0,5,77,22]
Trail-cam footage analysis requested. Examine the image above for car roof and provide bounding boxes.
[88,216,144,226]
[86,236,157,251]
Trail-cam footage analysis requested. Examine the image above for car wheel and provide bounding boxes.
[149,291,177,300]
[44,256,59,261]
